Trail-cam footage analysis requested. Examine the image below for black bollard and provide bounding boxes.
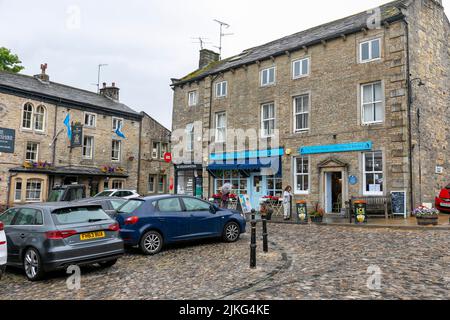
[262,213,268,253]
[250,209,257,268]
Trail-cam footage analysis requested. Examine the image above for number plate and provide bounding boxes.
[440,203,450,208]
[80,231,105,241]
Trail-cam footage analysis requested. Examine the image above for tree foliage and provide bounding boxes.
[0,47,24,73]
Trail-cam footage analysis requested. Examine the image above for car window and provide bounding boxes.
[182,198,211,212]
[110,200,126,210]
[157,198,182,212]
[0,208,19,226]
[115,191,124,197]
[122,191,132,196]
[14,208,43,225]
[51,207,110,225]
[118,199,144,213]
[96,191,114,197]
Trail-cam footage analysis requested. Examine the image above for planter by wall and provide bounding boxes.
[310,216,323,224]
[416,216,439,226]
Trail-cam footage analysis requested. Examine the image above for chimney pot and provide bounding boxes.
[112,82,115,87]
[199,49,220,69]
[99,82,120,101]
[34,63,50,82]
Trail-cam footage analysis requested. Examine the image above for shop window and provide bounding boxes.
[267,176,283,197]
[14,179,22,202]
[214,170,248,195]
[112,139,121,161]
[363,151,384,195]
[112,180,124,189]
[294,94,310,132]
[261,67,276,86]
[26,179,42,201]
[361,81,383,124]
[294,157,309,194]
[292,58,309,79]
[148,175,156,193]
[26,142,39,162]
[360,38,381,63]
[34,105,46,131]
[261,103,275,137]
[22,103,33,129]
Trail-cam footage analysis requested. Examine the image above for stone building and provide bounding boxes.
[138,111,171,196]
[0,67,142,209]
[171,0,450,215]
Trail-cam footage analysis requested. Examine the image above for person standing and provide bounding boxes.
[283,186,293,220]
[221,183,232,209]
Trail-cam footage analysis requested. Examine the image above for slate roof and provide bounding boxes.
[0,71,141,118]
[9,166,129,178]
[173,0,408,86]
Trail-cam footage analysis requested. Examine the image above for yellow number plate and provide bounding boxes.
[80,231,105,241]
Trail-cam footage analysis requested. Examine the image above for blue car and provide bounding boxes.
[116,195,246,255]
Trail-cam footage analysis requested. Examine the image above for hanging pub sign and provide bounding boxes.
[71,123,83,148]
[0,127,15,153]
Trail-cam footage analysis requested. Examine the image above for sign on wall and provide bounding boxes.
[70,124,83,148]
[391,191,407,218]
[0,127,15,153]
[238,194,253,214]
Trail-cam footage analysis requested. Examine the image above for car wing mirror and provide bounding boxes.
[210,205,217,214]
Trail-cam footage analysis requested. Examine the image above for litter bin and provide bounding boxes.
[296,200,308,225]
[353,200,367,224]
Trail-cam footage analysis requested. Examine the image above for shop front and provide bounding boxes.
[208,148,284,209]
[174,164,203,197]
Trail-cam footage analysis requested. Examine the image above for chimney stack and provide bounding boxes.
[34,63,49,82]
[99,82,120,101]
[199,49,220,69]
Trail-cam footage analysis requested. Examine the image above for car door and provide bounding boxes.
[181,197,223,238]
[154,198,190,241]
[0,209,19,263]
[7,208,42,264]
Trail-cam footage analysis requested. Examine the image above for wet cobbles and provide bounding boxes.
[0,224,449,300]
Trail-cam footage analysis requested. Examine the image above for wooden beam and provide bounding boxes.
[302,46,308,53]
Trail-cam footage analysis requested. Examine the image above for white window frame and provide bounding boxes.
[34,105,46,132]
[111,179,124,189]
[215,81,228,98]
[112,117,123,132]
[294,156,310,195]
[186,123,194,152]
[261,102,276,138]
[292,57,310,79]
[14,179,22,202]
[25,179,42,202]
[293,94,310,133]
[188,91,198,106]
[148,174,156,193]
[359,38,381,63]
[215,112,227,143]
[111,139,121,162]
[361,81,384,125]
[260,67,276,87]
[22,103,34,130]
[152,142,160,159]
[363,151,384,196]
[82,136,94,159]
[25,142,39,162]
[84,112,97,128]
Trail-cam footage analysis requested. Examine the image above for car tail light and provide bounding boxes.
[108,222,120,231]
[124,216,139,225]
[0,221,4,231]
[46,230,77,240]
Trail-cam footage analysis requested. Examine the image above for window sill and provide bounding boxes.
[359,58,382,64]
[294,191,309,196]
[294,130,309,134]
[363,193,384,197]
[361,122,384,127]
[293,75,310,80]
[260,83,276,88]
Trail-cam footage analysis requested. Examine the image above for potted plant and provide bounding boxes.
[310,203,324,223]
[413,206,440,226]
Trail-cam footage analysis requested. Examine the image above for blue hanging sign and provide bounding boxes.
[299,141,372,155]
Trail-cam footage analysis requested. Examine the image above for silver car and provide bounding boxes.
[0,203,124,281]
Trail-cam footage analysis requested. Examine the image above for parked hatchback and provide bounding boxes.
[0,203,124,281]
[435,184,450,213]
[74,197,128,218]
[116,196,246,255]
[94,189,140,199]
[0,221,6,280]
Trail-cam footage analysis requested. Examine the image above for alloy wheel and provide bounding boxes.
[24,249,39,279]
[143,233,161,253]
[225,223,240,242]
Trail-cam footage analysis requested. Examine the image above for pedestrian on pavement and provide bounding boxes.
[283,186,293,220]
[221,183,232,209]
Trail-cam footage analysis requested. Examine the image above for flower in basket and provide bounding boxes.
[310,203,325,217]
[212,193,223,200]
[229,194,237,199]
[413,206,439,217]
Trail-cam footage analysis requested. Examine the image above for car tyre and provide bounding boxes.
[223,222,240,243]
[140,231,163,255]
[98,258,118,268]
[23,248,45,281]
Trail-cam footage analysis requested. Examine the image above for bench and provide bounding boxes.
[348,196,392,221]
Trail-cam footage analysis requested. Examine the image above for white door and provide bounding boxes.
[325,173,333,213]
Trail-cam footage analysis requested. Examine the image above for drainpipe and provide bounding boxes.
[5,173,17,209]
[137,114,143,194]
[207,74,221,199]
[404,17,415,213]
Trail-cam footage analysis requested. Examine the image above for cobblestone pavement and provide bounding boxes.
[0,224,449,300]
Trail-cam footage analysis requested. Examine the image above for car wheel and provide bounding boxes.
[23,248,44,281]
[98,259,118,268]
[140,231,163,255]
[223,222,240,243]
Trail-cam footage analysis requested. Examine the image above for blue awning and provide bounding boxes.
[207,156,282,176]
[207,163,240,171]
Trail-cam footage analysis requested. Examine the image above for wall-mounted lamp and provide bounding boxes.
[285,148,292,156]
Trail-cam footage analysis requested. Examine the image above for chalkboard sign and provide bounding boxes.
[391,191,407,218]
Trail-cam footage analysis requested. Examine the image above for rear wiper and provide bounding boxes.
[88,218,109,223]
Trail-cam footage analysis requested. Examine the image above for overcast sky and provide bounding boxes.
[1,0,449,129]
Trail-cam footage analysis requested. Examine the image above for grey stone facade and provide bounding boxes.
[171,0,450,214]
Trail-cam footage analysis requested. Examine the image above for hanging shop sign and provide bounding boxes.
[300,141,372,155]
[0,127,15,153]
[70,123,83,148]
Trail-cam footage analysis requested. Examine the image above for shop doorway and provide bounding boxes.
[250,174,264,209]
[325,172,343,213]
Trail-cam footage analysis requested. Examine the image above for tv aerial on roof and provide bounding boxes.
[191,37,212,50]
[213,19,233,59]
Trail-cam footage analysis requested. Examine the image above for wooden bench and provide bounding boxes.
[348,196,392,221]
